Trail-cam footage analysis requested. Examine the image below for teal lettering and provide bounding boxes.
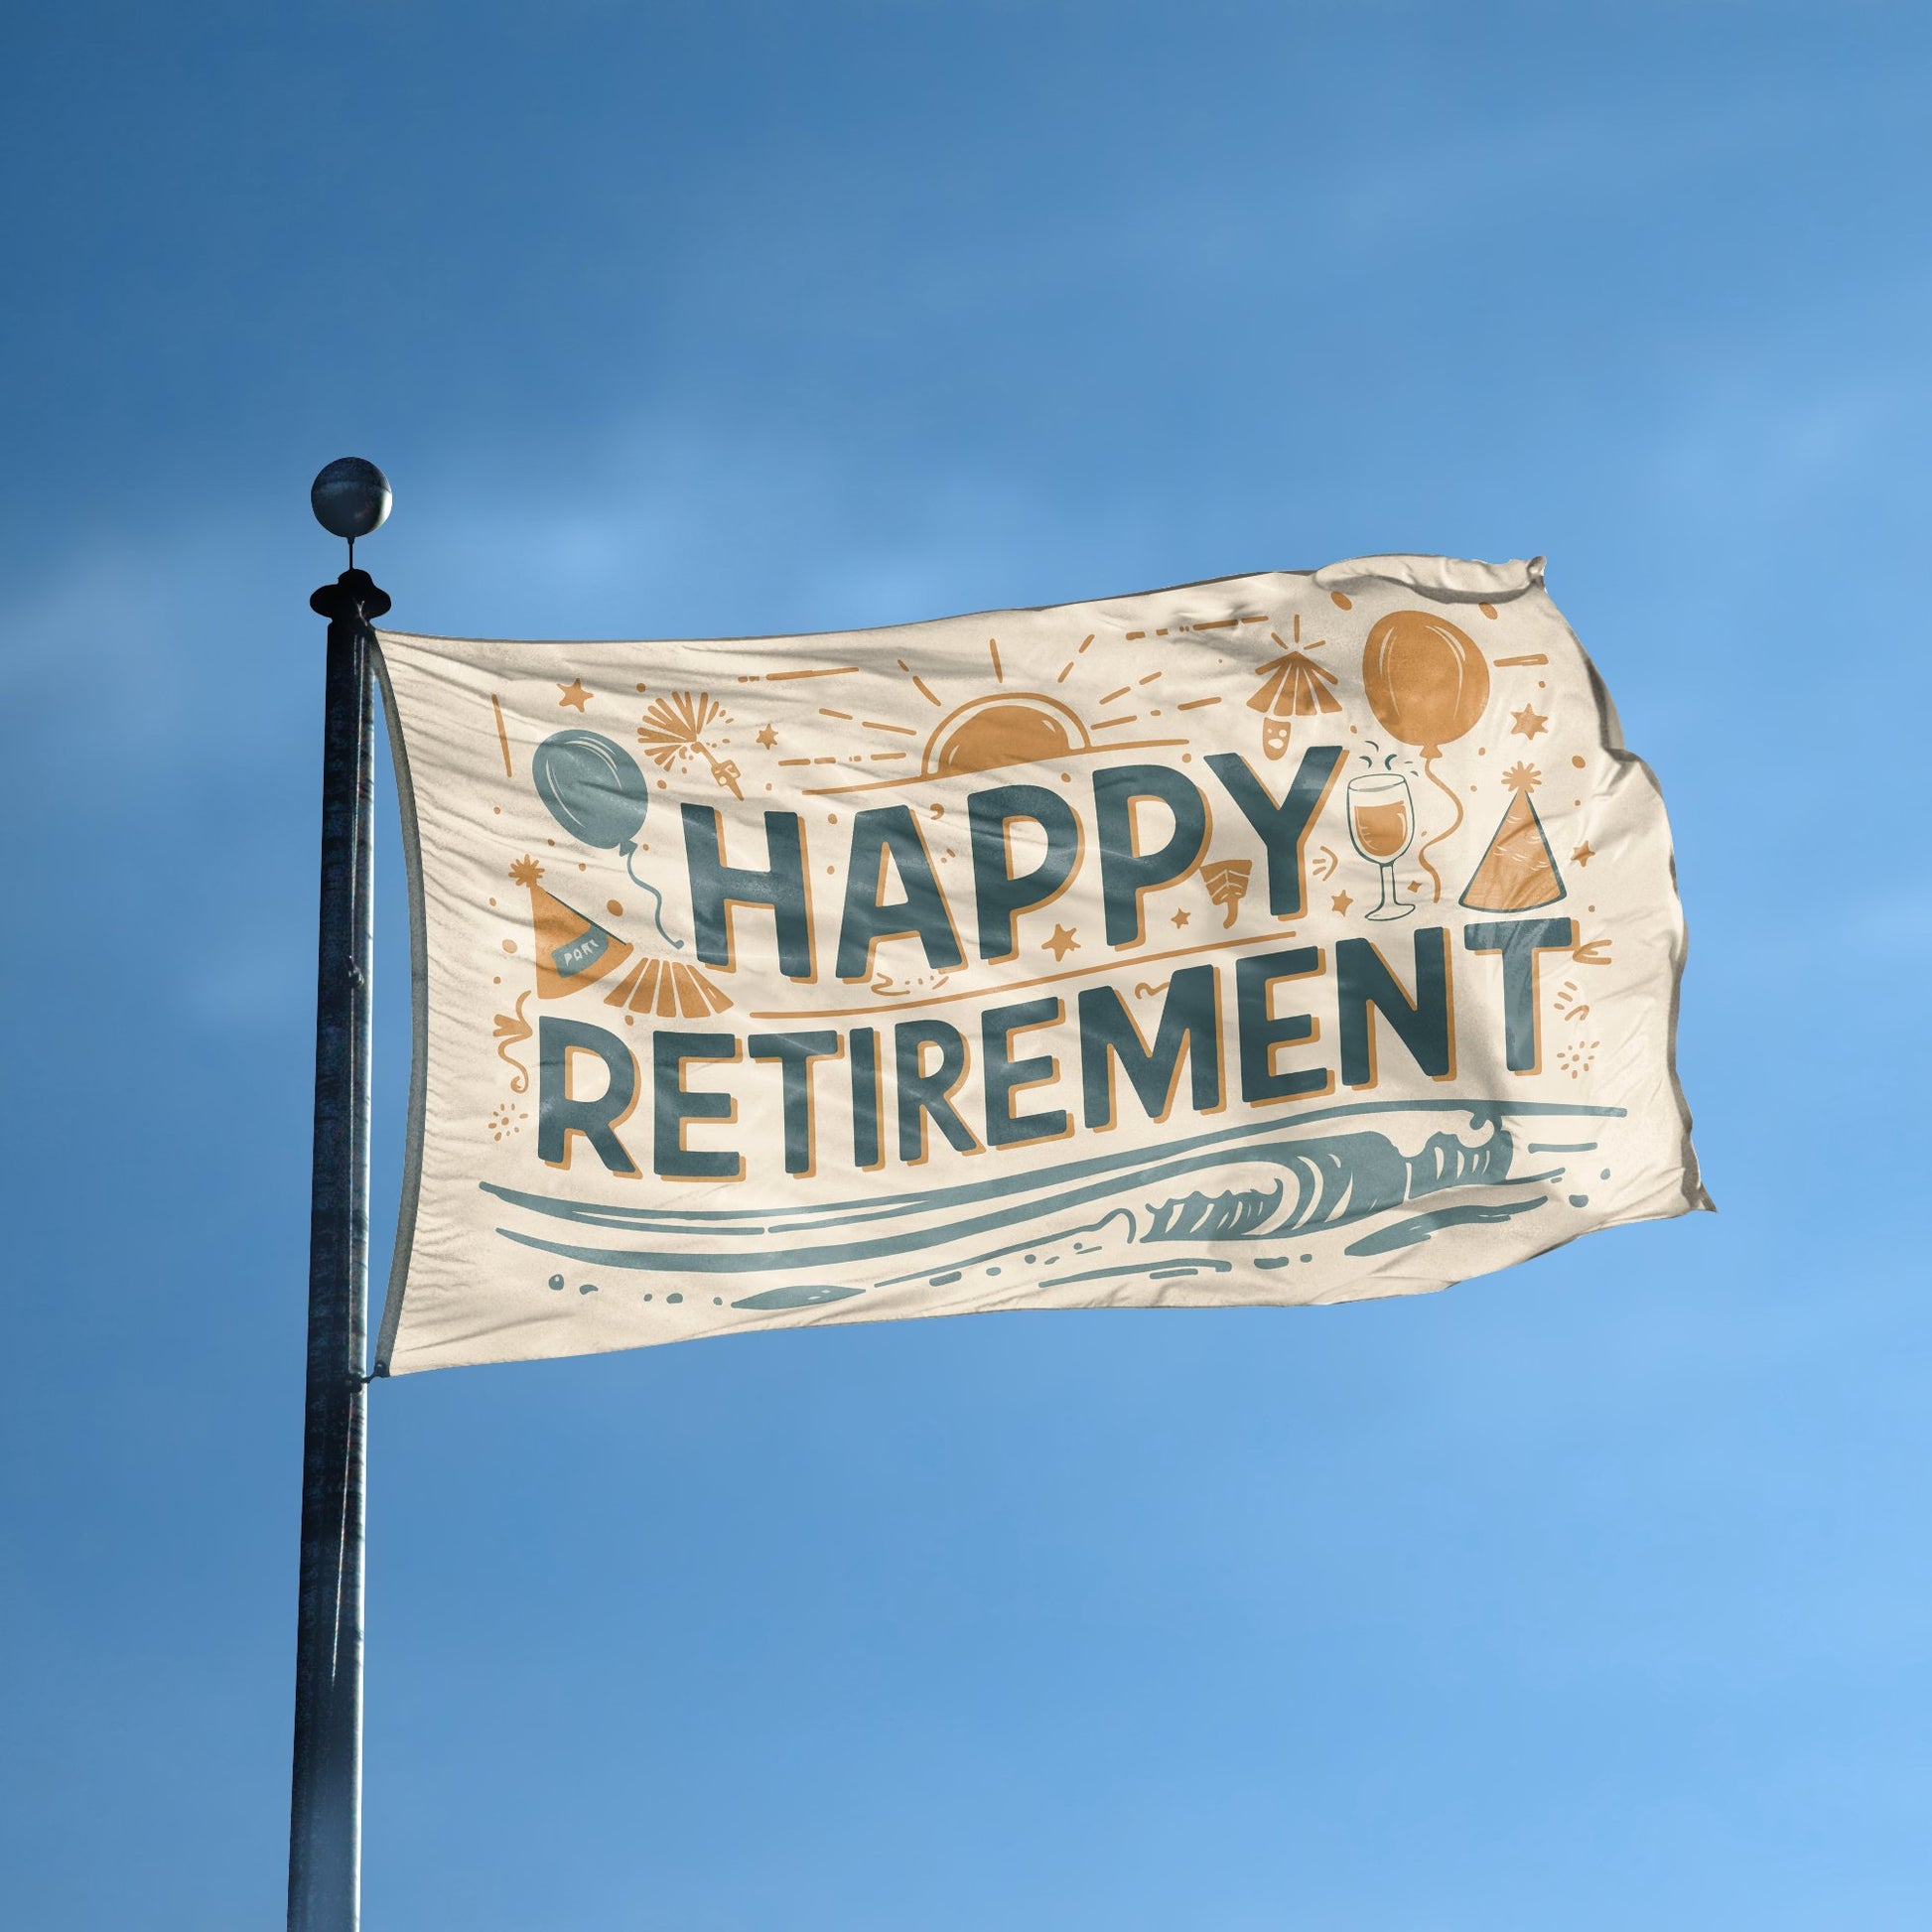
[1093,765,1209,947]
[1462,917,1577,1072]
[682,805,814,979]
[1235,945,1329,1104]
[652,1031,742,1179]
[980,997,1067,1149]
[894,1020,979,1162]
[537,1017,639,1176]
[1336,927,1453,1087]
[1077,964,1222,1127]
[748,1031,841,1175]
[850,1026,883,1170]
[1204,746,1344,918]
[836,806,967,981]
[968,784,1081,962]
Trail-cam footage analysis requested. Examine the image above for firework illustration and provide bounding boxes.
[637,691,743,799]
[1555,1037,1599,1080]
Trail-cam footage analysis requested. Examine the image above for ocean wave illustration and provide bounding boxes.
[1145,1182,1284,1241]
[483,1099,1615,1279]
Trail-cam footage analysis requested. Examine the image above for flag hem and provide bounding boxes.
[1545,583,1713,1219]
[370,641,432,1377]
[366,556,1540,654]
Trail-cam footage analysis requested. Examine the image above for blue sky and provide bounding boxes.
[3,3,1929,1925]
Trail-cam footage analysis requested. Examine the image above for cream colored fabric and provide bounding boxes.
[373,556,1706,1375]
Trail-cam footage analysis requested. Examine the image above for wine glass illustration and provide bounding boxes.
[1347,772,1416,921]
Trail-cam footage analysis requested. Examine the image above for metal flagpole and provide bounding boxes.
[290,459,392,1932]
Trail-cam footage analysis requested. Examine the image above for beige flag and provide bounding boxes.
[372,553,1706,1376]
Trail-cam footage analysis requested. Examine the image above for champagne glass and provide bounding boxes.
[1346,772,1416,921]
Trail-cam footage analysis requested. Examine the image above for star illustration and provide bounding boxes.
[756,724,777,750]
[1043,923,1079,962]
[1331,890,1353,914]
[1171,908,1191,928]
[557,678,592,711]
[1509,703,1549,740]
[1571,841,1595,867]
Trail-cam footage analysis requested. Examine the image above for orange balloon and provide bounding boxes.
[1360,610,1490,755]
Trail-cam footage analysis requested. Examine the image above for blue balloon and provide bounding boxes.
[532,731,651,853]
[530,730,683,950]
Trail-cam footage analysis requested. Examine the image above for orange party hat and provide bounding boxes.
[509,856,634,999]
[1458,764,1566,912]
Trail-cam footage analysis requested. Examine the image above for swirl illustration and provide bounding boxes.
[492,992,534,1093]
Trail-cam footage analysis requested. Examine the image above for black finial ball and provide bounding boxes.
[311,457,393,541]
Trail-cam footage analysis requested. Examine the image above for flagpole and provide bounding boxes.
[290,460,391,1932]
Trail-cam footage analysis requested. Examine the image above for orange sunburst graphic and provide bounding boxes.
[923,692,1093,777]
[794,631,1186,796]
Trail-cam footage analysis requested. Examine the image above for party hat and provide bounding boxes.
[1459,764,1566,911]
[508,856,634,999]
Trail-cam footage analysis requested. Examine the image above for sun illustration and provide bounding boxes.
[924,694,1090,778]
[795,633,1185,795]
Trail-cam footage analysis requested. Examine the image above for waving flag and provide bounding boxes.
[371,553,1706,1375]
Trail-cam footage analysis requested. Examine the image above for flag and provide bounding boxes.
[371,554,1707,1375]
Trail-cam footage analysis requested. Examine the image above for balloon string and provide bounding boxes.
[1416,752,1463,904]
[624,852,684,949]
